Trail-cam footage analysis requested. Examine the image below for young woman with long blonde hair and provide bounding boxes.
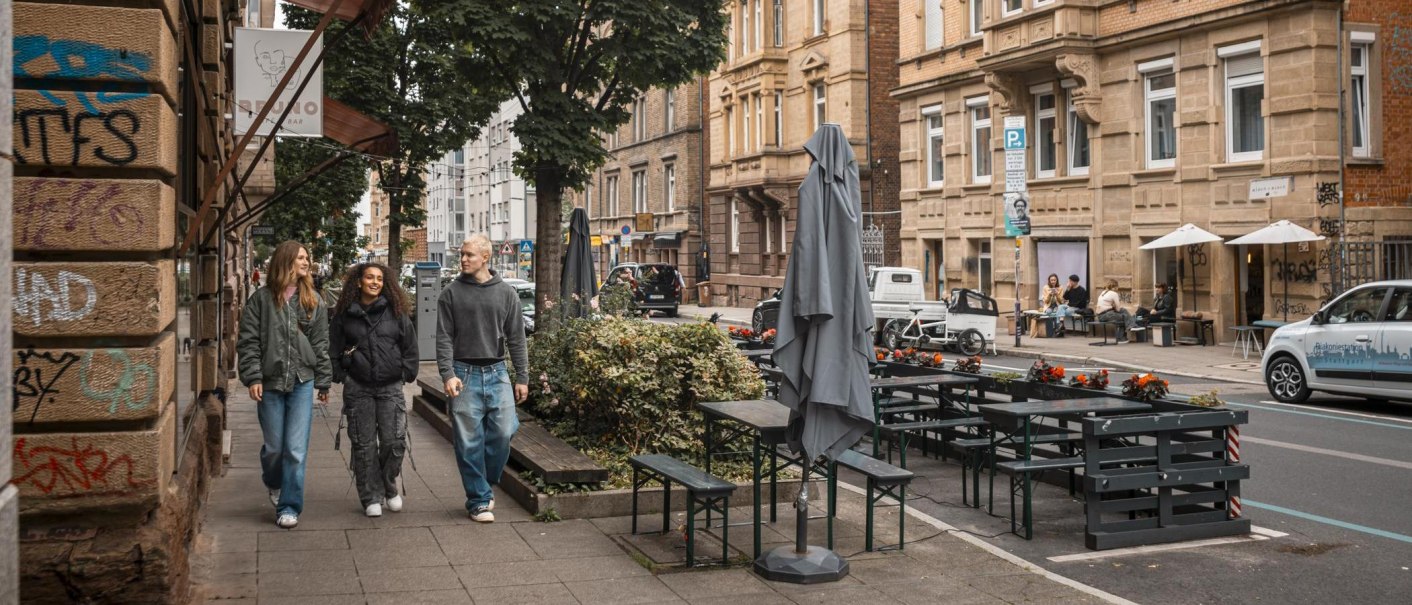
[237,240,332,529]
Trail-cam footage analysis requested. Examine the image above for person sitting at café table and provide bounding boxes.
[1095,279,1136,343]
[1033,274,1065,337]
[1053,274,1089,335]
[1135,283,1176,326]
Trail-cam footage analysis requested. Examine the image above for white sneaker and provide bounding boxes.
[470,506,494,523]
[386,495,403,512]
[487,498,494,512]
[268,489,280,507]
[365,503,383,517]
[276,514,298,529]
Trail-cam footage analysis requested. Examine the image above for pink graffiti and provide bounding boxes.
[15,178,146,248]
[11,437,151,496]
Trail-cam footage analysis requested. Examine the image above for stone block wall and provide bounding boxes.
[10,0,239,601]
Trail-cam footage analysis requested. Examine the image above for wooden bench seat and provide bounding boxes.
[629,454,737,567]
[833,450,915,551]
[510,423,609,484]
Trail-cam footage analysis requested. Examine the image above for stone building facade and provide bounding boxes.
[10,0,259,600]
[706,0,901,308]
[584,78,708,299]
[892,0,1399,336]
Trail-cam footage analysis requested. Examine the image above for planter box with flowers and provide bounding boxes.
[728,326,776,350]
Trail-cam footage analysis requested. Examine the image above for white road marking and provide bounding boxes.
[1250,526,1290,538]
[1241,435,1412,471]
[1256,400,1412,425]
[1047,530,1280,563]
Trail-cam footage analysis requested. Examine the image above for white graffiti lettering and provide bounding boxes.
[14,268,96,327]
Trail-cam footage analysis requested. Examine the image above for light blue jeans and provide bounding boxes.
[450,362,520,512]
[258,379,314,517]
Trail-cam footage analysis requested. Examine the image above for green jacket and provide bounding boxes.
[237,286,333,393]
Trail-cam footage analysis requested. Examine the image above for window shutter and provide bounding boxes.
[1226,53,1263,78]
[925,2,943,50]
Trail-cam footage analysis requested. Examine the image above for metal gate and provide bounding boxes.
[1331,239,1412,295]
[862,222,885,269]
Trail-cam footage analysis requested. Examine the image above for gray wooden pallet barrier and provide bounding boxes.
[1081,409,1250,550]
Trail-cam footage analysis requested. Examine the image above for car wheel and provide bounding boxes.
[752,308,766,334]
[1265,355,1311,403]
[957,328,986,356]
[880,319,908,350]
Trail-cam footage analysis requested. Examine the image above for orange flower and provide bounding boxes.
[933,353,944,365]
[877,352,886,361]
[1075,374,1087,383]
[1052,366,1065,378]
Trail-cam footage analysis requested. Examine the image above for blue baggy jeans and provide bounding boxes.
[257,379,314,516]
[450,362,519,511]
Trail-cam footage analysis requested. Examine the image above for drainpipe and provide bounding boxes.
[863,0,874,219]
[699,75,710,292]
[1336,5,1346,293]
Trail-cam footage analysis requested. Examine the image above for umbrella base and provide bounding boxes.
[753,545,850,584]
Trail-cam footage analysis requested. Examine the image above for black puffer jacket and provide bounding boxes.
[329,297,418,386]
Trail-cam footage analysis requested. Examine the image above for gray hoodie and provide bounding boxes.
[435,270,528,384]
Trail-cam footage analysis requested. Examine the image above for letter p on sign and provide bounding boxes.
[1004,127,1026,150]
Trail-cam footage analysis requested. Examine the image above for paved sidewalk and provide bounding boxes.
[680,305,1266,386]
[190,384,1128,604]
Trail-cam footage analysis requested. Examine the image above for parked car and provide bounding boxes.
[516,282,536,335]
[600,263,683,317]
[1261,280,1412,403]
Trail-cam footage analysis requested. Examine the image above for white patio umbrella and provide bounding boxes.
[1226,220,1326,321]
[1139,223,1224,313]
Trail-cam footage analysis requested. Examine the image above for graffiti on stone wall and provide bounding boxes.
[1316,182,1340,208]
[1185,244,1209,268]
[14,268,97,327]
[13,35,153,113]
[12,437,152,496]
[14,106,141,167]
[1271,259,1319,284]
[1273,300,1313,318]
[1318,218,1342,238]
[15,179,148,248]
[79,349,156,415]
[12,348,80,423]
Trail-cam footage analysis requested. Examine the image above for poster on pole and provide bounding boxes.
[233,27,324,137]
[1004,192,1031,237]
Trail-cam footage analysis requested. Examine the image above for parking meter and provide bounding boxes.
[414,261,443,361]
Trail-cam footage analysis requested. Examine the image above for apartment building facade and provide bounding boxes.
[585,79,708,297]
[706,0,901,308]
[891,0,1402,337]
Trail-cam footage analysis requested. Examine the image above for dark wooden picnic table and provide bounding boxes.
[869,374,980,457]
[976,397,1153,538]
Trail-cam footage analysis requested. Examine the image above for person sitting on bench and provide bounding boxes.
[1134,283,1176,326]
[1095,279,1135,343]
[1056,274,1089,335]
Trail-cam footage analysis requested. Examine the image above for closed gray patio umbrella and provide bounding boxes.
[757,124,874,584]
[560,207,597,318]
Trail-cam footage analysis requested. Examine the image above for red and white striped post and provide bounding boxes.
[1226,424,1242,518]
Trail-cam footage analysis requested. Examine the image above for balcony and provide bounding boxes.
[976,3,1099,73]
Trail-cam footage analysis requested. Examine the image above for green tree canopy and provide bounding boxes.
[286,2,503,270]
[256,139,370,272]
[418,0,730,316]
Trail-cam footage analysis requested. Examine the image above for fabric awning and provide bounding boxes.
[652,231,684,249]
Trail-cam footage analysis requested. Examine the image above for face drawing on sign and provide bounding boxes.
[254,40,300,86]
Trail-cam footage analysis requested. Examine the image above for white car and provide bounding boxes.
[1261,280,1412,403]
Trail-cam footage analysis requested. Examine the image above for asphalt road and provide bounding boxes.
[654,315,1412,604]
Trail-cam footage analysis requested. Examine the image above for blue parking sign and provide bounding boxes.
[1004,127,1026,150]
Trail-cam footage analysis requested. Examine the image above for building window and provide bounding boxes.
[924,1,943,51]
[632,170,647,214]
[755,94,764,149]
[741,1,751,54]
[1351,42,1371,157]
[1142,62,1177,169]
[764,215,773,253]
[978,240,992,294]
[1221,43,1264,163]
[813,0,825,35]
[1033,89,1056,178]
[606,175,619,216]
[773,0,784,46]
[773,91,783,146]
[731,198,741,253]
[585,184,593,219]
[923,106,944,187]
[664,164,676,212]
[780,211,787,253]
[743,96,753,153]
[633,97,647,141]
[968,97,992,184]
[1001,0,1021,18]
[754,0,763,50]
[970,0,983,37]
[665,88,676,132]
[813,83,827,130]
[1065,86,1090,175]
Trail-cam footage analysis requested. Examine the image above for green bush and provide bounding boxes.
[528,315,765,484]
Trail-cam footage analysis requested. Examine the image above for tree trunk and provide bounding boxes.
[533,165,566,320]
[387,216,402,275]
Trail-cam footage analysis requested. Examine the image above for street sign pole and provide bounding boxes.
[1015,238,1022,347]
[1003,116,1027,346]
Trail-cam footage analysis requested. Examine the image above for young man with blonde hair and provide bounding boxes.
[436,234,529,522]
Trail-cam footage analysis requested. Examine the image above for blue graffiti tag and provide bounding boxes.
[78,350,155,415]
[14,35,153,114]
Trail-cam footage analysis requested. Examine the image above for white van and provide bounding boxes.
[1261,280,1412,403]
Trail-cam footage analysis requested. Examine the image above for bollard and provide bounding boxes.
[1226,424,1242,518]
